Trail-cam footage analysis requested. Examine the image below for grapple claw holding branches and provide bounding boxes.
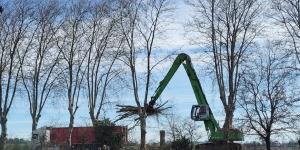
[115,101,171,122]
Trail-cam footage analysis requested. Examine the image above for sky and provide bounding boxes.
[7,0,208,141]
[5,0,299,144]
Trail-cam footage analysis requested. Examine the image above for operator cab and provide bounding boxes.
[191,105,210,121]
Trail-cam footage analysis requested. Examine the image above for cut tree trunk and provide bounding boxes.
[0,117,7,150]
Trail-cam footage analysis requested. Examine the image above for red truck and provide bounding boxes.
[32,126,128,150]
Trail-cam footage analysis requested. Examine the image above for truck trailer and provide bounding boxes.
[32,126,128,150]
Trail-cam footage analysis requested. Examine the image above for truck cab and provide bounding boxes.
[32,127,51,150]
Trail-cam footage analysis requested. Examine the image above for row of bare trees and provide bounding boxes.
[0,0,172,149]
[0,0,299,150]
[0,0,121,149]
[188,0,300,150]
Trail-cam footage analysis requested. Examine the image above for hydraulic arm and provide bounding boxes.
[148,53,243,142]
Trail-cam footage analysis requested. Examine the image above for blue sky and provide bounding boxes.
[5,0,299,144]
[6,1,214,142]
[7,49,234,142]
[8,64,225,141]
[0,0,241,142]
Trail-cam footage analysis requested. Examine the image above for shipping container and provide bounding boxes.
[32,126,128,150]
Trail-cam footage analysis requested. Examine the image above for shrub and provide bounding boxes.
[171,136,192,150]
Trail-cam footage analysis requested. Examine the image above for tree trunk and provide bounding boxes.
[140,115,146,150]
[265,136,271,150]
[223,109,233,130]
[90,111,97,127]
[0,117,7,150]
[31,117,38,144]
[223,108,233,141]
[32,117,38,131]
[68,110,74,148]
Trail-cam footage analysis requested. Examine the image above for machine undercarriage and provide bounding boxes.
[196,142,242,150]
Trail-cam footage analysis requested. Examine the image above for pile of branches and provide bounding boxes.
[115,101,171,122]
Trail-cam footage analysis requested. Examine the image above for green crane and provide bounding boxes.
[147,53,243,149]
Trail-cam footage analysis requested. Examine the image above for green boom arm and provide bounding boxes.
[148,53,220,138]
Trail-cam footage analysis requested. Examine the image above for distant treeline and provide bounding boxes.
[6,138,31,150]
[243,141,300,147]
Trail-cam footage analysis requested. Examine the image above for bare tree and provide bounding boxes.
[85,1,124,126]
[118,0,172,149]
[0,0,32,149]
[238,42,300,150]
[187,0,261,135]
[273,0,300,67]
[20,0,62,134]
[56,0,88,147]
[166,114,202,144]
[166,114,183,142]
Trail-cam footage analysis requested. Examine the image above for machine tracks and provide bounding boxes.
[195,142,242,150]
